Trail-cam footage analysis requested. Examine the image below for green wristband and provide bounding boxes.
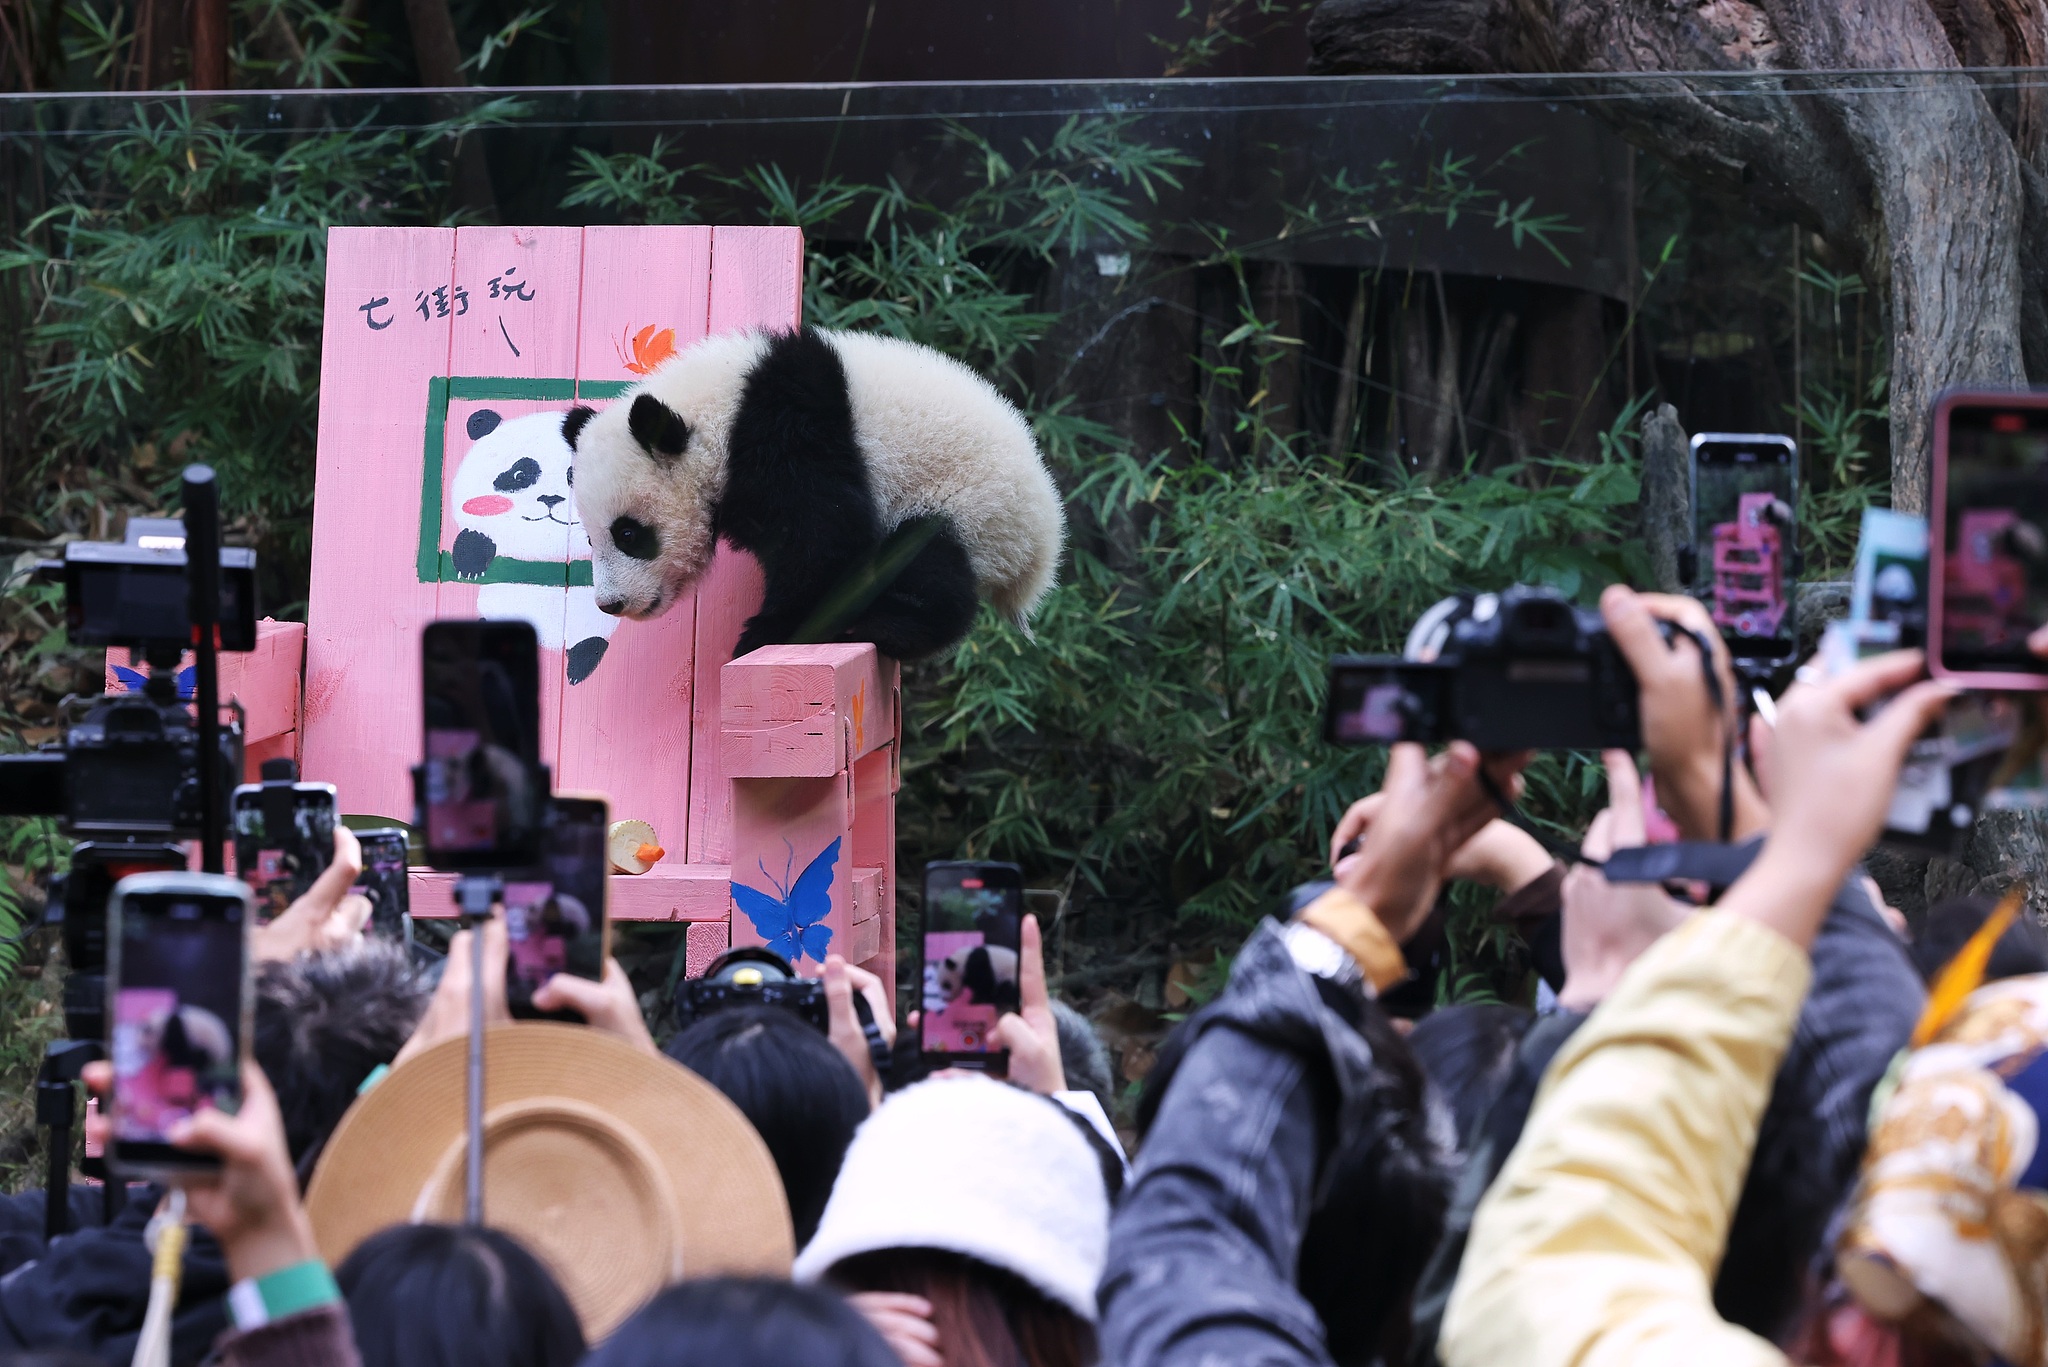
[227,1259,340,1330]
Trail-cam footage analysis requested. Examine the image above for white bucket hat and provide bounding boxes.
[793,1074,1110,1321]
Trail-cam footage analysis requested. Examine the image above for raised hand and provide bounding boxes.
[532,959,659,1056]
[1557,752,1691,1011]
[993,915,1065,1096]
[1600,584,1770,843]
[253,826,371,963]
[1721,650,1954,950]
[1335,741,1531,943]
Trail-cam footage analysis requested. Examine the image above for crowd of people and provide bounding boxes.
[6,579,2048,1367]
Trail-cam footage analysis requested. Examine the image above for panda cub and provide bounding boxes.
[449,407,618,684]
[564,328,1066,661]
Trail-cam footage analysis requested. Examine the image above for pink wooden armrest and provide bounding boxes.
[722,643,900,984]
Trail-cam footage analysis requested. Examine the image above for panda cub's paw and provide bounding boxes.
[452,528,497,580]
[565,637,608,686]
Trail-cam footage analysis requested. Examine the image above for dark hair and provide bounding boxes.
[832,1248,1096,1367]
[254,939,429,1177]
[1910,894,2048,984]
[665,1004,869,1246]
[336,1224,584,1367]
[1407,1002,1533,1152]
[589,1278,898,1367]
[1051,1001,1113,1116]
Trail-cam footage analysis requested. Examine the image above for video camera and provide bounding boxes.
[1,516,254,839]
[0,484,254,1033]
[1324,585,1647,751]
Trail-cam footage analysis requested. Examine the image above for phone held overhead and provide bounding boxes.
[105,873,254,1176]
[919,861,1025,1072]
[1931,393,2048,688]
[1685,433,1801,664]
[231,759,337,919]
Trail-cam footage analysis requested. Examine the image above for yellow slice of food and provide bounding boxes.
[607,819,664,874]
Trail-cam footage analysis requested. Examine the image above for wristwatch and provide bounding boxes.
[1281,920,1370,995]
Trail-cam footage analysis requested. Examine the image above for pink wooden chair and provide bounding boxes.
[109,226,898,989]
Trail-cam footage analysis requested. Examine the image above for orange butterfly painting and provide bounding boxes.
[617,324,678,375]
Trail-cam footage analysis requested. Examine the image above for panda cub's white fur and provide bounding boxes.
[568,327,1065,661]
[829,330,1063,626]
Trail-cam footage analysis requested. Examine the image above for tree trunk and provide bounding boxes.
[402,0,499,217]
[1307,0,2035,511]
[1640,401,1688,592]
[189,0,228,88]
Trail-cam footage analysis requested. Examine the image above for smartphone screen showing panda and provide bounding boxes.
[503,796,610,1022]
[351,828,411,944]
[920,860,1024,1067]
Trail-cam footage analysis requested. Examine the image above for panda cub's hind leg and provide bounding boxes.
[842,521,981,662]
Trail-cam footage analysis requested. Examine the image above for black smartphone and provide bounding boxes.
[107,872,253,1176]
[1322,658,1453,745]
[419,620,545,869]
[230,781,336,919]
[1930,393,2048,688]
[352,828,412,944]
[1689,433,1800,660]
[504,796,611,1021]
[919,861,1024,1070]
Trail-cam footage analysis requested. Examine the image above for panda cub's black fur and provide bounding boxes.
[705,332,977,659]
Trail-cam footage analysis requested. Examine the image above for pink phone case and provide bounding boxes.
[1928,389,2048,690]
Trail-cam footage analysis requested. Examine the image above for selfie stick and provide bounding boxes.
[453,875,501,1226]
[183,466,225,875]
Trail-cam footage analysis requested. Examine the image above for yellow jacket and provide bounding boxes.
[1440,912,1811,1367]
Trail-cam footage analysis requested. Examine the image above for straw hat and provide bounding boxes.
[306,1023,794,1338]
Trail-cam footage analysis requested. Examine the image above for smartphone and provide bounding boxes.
[919,861,1025,1070]
[419,620,545,868]
[106,872,253,1176]
[1689,433,1800,660]
[504,796,610,1021]
[1930,393,2048,688]
[352,828,412,944]
[230,781,336,919]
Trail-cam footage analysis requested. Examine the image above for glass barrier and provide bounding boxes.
[2,73,2041,968]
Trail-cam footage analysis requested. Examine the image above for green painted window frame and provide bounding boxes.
[414,376,633,586]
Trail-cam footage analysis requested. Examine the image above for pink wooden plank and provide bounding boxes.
[554,226,714,856]
[303,228,454,822]
[707,227,804,336]
[728,773,852,973]
[411,863,731,922]
[720,643,889,778]
[851,745,896,989]
[686,546,765,864]
[686,920,730,978]
[441,226,585,775]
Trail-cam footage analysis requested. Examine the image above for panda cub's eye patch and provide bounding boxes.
[495,458,542,493]
[610,516,659,561]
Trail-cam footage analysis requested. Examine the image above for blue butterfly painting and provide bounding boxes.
[111,665,197,700]
[731,837,841,965]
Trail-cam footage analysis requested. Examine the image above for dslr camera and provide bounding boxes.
[675,947,888,1070]
[1324,585,1646,751]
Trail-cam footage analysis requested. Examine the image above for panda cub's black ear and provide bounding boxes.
[628,394,691,465]
[561,405,595,451]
